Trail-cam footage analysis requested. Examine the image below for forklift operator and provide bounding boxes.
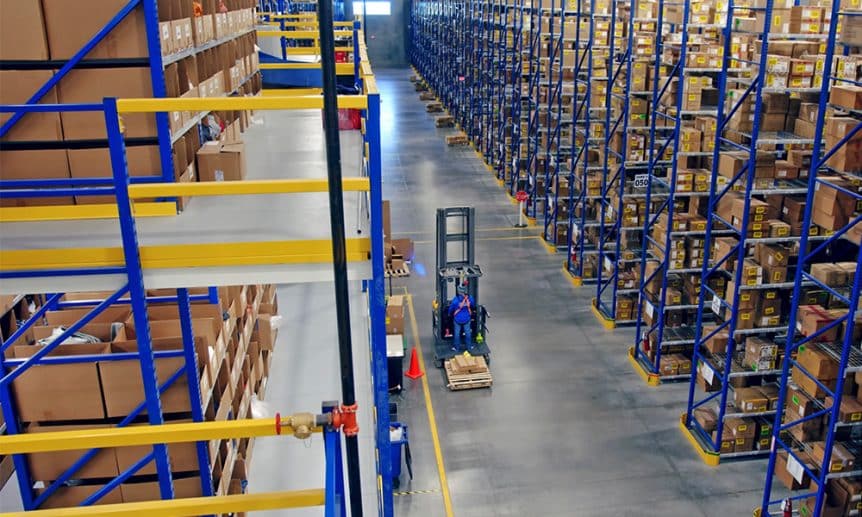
[448,284,475,351]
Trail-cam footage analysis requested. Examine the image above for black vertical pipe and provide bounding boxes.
[317,2,364,516]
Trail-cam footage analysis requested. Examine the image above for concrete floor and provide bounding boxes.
[373,68,768,516]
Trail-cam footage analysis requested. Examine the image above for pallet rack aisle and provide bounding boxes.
[757,1,862,515]
[682,0,832,463]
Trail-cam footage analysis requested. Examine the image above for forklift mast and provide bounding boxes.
[436,207,482,304]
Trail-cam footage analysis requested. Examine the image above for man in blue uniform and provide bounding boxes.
[448,284,475,351]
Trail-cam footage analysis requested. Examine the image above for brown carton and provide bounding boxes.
[797,345,840,380]
[25,423,119,481]
[0,0,49,60]
[58,68,157,139]
[0,70,64,142]
[42,0,149,59]
[796,305,841,342]
[196,141,247,181]
[733,387,768,413]
[0,150,74,207]
[11,342,109,422]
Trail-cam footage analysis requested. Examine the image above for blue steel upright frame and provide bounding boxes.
[758,2,862,514]
[524,0,543,219]
[592,0,642,323]
[565,0,600,285]
[507,0,528,195]
[540,0,568,249]
[0,39,389,515]
[683,0,824,461]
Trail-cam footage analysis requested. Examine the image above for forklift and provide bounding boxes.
[431,207,490,368]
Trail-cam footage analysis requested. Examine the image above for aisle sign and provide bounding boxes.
[634,174,649,188]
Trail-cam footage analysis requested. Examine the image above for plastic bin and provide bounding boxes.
[390,423,408,483]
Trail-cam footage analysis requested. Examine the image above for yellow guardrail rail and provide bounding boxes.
[127,178,369,198]
[257,30,354,38]
[260,62,355,74]
[116,94,367,112]
[2,490,326,516]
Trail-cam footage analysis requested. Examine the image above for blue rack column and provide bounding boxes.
[104,97,176,499]
[565,0,600,285]
[365,90,394,516]
[758,2,862,515]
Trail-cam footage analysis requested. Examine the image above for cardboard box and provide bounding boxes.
[776,451,811,491]
[386,295,405,335]
[121,476,202,502]
[830,85,862,111]
[58,68,157,139]
[36,483,123,509]
[0,70,64,142]
[0,150,74,207]
[796,305,841,342]
[26,423,119,481]
[0,0,49,60]
[734,387,769,413]
[99,341,194,418]
[797,345,840,380]
[42,0,149,59]
[196,141,247,182]
[11,342,109,422]
[68,146,162,204]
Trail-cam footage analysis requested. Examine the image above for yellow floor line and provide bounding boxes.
[405,292,455,517]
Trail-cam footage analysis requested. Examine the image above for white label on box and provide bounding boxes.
[604,257,613,271]
[646,301,654,318]
[799,404,805,417]
[786,453,805,484]
[711,295,721,315]
[701,362,715,384]
[215,169,225,182]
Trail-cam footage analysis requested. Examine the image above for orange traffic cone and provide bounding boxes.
[405,347,424,379]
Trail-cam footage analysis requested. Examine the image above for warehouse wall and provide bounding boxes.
[351,1,409,67]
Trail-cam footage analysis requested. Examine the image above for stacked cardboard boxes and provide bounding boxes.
[4,284,277,506]
[0,0,261,210]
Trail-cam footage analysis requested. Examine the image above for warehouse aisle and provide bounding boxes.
[377,68,767,517]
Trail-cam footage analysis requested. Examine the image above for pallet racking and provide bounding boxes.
[0,26,392,515]
[681,0,836,463]
[757,1,862,514]
[0,0,261,223]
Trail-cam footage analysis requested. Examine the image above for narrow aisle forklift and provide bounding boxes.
[431,207,491,369]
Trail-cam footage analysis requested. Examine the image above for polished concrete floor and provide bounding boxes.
[374,68,767,516]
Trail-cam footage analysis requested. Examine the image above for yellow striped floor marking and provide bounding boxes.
[394,488,441,497]
[405,291,455,517]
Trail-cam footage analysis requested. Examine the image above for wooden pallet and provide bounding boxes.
[414,82,428,92]
[419,91,436,101]
[435,116,455,128]
[385,262,410,278]
[445,360,493,391]
[426,102,444,113]
[409,75,419,83]
[446,134,469,146]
